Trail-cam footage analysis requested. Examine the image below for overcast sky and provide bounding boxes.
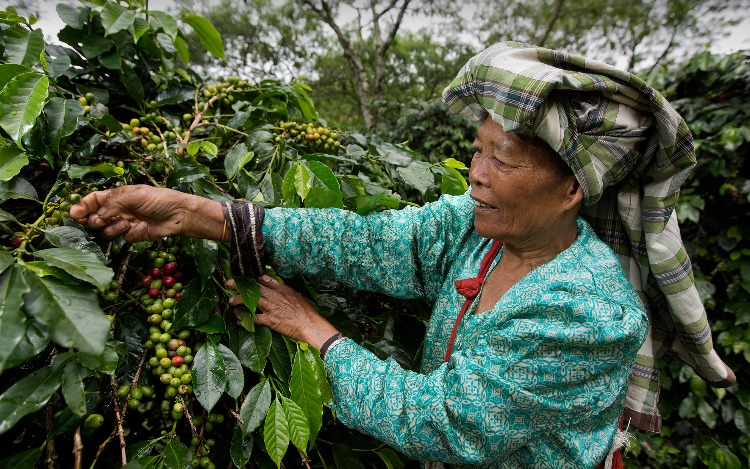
[20,0,750,60]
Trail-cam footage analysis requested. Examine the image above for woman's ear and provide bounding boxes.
[562,177,584,212]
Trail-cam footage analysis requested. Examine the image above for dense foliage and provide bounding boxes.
[622,50,750,468]
[1,1,748,468]
[0,2,466,468]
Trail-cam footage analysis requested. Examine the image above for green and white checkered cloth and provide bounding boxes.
[442,41,736,432]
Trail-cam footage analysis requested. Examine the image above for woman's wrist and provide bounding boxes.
[319,332,345,360]
[181,195,225,240]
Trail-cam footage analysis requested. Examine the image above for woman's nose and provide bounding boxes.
[468,156,488,187]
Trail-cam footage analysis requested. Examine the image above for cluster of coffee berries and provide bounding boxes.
[101,280,121,302]
[77,92,96,114]
[116,382,155,411]
[202,76,248,108]
[136,241,197,421]
[272,120,341,154]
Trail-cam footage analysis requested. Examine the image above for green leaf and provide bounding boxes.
[46,54,71,79]
[291,348,322,445]
[268,333,292,384]
[44,97,85,153]
[233,279,257,331]
[183,14,225,60]
[161,441,191,469]
[281,397,309,454]
[332,443,363,468]
[304,348,332,404]
[352,192,398,215]
[697,398,717,428]
[151,11,178,39]
[3,26,44,67]
[0,176,38,202]
[442,158,467,170]
[67,162,124,179]
[0,251,14,273]
[0,365,61,434]
[60,360,87,417]
[440,166,468,196]
[0,71,49,146]
[397,161,434,195]
[294,163,312,200]
[0,63,28,89]
[0,146,28,181]
[304,187,343,209]
[173,36,189,65]
[374,448,405,469]
[193,341,226,412]
[304,160,341,196]
[120,65,144,104]
[281,164,300,207]
[126,439,158,461]
[0,446,42,469]
[129,17,150,43]
[171,279,219,330]
[81,35,113,58]
[183,238,217,290]
[201,140,218,158]
[238,326,272,373]
[44,226,107,263]
[231,427,253,468]
[0,264,29,373]
[98,48,122,70]
[217,343,243,399]
[4,316,48,370]
[56,4,88,29]
[263,399,289,467]
[34,247,114,291]
[373,141,414,166]
[187,141,200,156]
[78,341,120,373]
[22,270,110,356]
[100,3,136,36]
[239,378,271,435]
[193,316,226,335]
[224,143,254,180]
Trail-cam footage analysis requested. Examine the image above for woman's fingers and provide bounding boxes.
[69,189,112,220]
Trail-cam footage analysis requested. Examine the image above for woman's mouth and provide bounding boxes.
[474,200,493,209]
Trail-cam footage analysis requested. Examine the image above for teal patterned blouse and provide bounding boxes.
[262,193,648,468]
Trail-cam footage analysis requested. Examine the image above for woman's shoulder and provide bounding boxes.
[530,217,646,314]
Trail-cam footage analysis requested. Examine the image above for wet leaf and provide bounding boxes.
[34,247,114,292]
[217,343,243,398]
[239,378,271,435]
[23,270,109,356]
[192,341,226,412]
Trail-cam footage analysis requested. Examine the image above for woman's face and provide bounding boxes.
[469,116,577,243]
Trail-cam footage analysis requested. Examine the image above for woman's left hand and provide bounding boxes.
[227,275,340,350]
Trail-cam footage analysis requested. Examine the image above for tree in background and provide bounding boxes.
[472,0,748,72]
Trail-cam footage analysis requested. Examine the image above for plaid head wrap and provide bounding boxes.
[442,41,736,433]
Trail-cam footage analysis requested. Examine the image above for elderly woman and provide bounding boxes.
[71,42,733,468]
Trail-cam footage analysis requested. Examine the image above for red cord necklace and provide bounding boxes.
[444,240,503,361]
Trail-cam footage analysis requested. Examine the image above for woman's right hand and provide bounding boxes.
[69,185,223,242]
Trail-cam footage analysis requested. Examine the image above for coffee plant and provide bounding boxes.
[0,2,467,468]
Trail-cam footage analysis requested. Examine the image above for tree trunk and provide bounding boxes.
[301,0,411,131]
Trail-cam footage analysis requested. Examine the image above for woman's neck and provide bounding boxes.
[500,219,579,272]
